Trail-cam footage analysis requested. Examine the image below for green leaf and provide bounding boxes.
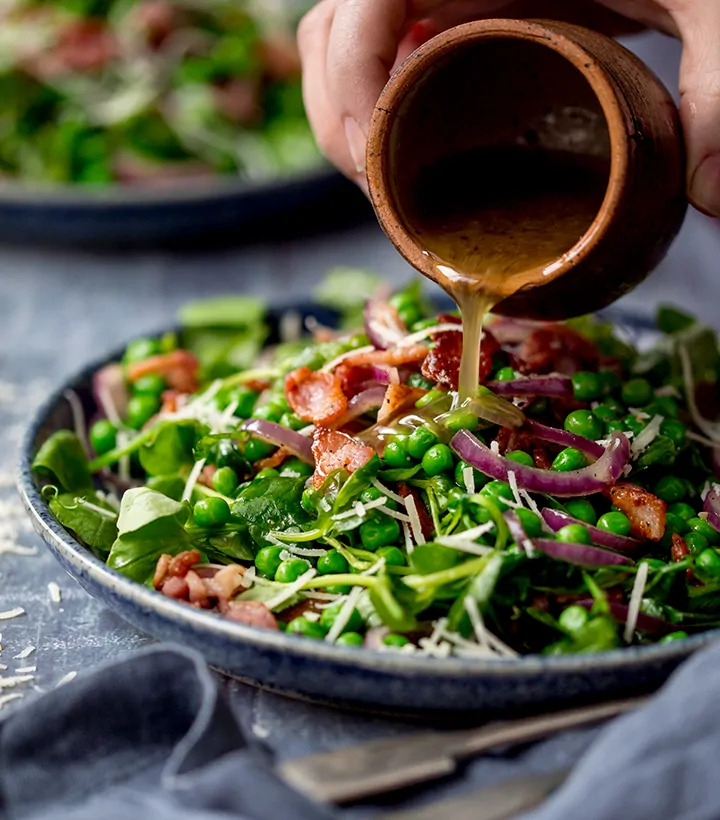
[633,436,677,471]
[180,296,266,329]
[379,465,423,482]
[231,476,309,547]
[314,267,383,327]
[368,572,417,632]
[49,492,118,556]
[116,487,190,536]
[657,305,695,335]
[205,531,255,562]
[146,474,187,501]
[33,430,92,493]
[138,420,208,476]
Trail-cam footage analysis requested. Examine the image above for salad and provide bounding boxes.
[0,0,319,185]
[32,275,720,658]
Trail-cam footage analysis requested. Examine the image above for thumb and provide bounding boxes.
[676,0,720,216]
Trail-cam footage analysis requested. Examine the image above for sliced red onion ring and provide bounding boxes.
[450,429,630,497]
[486,377,572,399]
[532,539,633,566]
[364,626,390,650]
[575,600,669,634]
[541,508,642,554]
[703,484,720,533]
[364,298,407,350]
[523,419,605,459]
[93,363,129,422]
[370,367,391,384]
[505,511,530,547]
[240,419,314,464]
[333,386,387,427]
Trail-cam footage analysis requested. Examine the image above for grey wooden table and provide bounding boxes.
[0,27,717,783]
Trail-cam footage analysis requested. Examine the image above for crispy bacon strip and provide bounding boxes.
[219,600,278,630]
[671,533,689,562]
[517,325,598,375]
[398,483,434,539]
[339,345,428,368]
[285,366,348,426]
[605,482,667,542]
[127,350,199,394]
[377,384,426,424]
[421,330,498,390]
[256,446,291,472]
[311,428,375,489]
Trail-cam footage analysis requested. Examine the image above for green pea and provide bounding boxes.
[376,546,406,566]
[564,410,603,440]
[212,466,238,497]
[359,516,401,550]
[506,450,534,467]
[480,480,515,511]
[280,458,314,478]
[384,440,414,469]
[696,547,720,575]
[571,371,604,401]
[132,373,166,397]
[559,605,589,633]
[407,373,435,390]
[551,448,588,472]
[317,549,349,575]
[668,502,695,521]
[516,508,543,538]
[255,546,285,578]
[447,487,466,511]
[564,499,597,526]
[407,426,439,459]
[623,415,647,437]
[601,396,625,415]
[301,486,319,514]
[686,532,710,555]
[253,403,284,423]
[89,419,117,455]
[228,386,258,419]
[383,634,410,647]
[279,412,306,431]
[653,475,686,503]
[444,409,479,434]
[255,468,279,480]
[286,617,326,639]
[665,513,689,537]
[454,459,488,490]
[123,337,160,364]
[653,396,680,419]
[361,486,397,510]
[193,497,231,528]
[592,405,618,424]
[421,443,455,476]
[126,394,159,430]
[410,317,438,333]
[429,475,454,497]
[621,378,653,407]
[275,558,311,584]
[596,511,631,537]
[557,524,592,544]
[659,631,689,644]
[660,419,687,447]
[245,438,276,462]
[605,420,625,435]
[495,367,516,381]
[320,601,364,634]
[470,503,493,525]
[336,631,364,646]
[415,389,446,409]
[688,517,720,546]
[599,371,621,395]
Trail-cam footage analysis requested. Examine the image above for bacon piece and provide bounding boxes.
[671,533,689,562]
[278,599,321,623]
[134,0,185,47]
[517,325,599,375]
[605,482,666,542]
[286,367,348,426]
[335,364,377,398]
[161,575,189,600]
[220,600,279,630]
[206,564,245,603]
[340,345,428,368]
[159,389,182,415]
[311,428,375,489]
[186,571,211,608]
[436,313,462,325]
[398,483,434,539]
[377,384,426,425]
[168,549,202,577]
[127,350,199,394]
[256,446,291,472]
[153,554,171,589]
[421,330,498,390]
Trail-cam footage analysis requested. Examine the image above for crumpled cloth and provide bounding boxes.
[0,641,718,820]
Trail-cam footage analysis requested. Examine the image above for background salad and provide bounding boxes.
[32,274,720,658]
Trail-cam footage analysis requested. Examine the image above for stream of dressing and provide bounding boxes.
[404,145,609,400]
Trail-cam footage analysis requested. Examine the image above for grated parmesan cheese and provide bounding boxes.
[47,582,62,603]
[0,608,24,621]
[263,568,317,611]
[376,504,411,523]
[283,545,328,558]
[13,646,34,660]
[404,495,426,545]
[434,539,492,556]
[15,666,36,674]
[181,458,207,502]
[55,671,77,688]
[462,465,475,495]
[464,597,489,650]
[490,440,500,455]
[0,693,23,709]
[624,561,649,644]
[370,478,404,504]
[325,585,364,643]
[402,521,414,554]
[0,674,34,689]
[507,471,526,509]
[630,415,664,459]
[331,497,386,521]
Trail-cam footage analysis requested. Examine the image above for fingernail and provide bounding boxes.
[343,116,366,174]
[690,153,720,217]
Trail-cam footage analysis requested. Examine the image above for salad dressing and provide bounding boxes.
[402,145,609,400]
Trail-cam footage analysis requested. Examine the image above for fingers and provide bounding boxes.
[674,0,720,215]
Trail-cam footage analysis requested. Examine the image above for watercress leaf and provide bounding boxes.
[379,465,422,482]
[368,572,417,632]
[179,296,266,329]
[634,435,676,471]
[139,420,208,476]
[333,455,380,513]
[146,474,186,501]
[116,487,190,536]
[33,430,92,493]
[206,531,255,562]
[235,582,300,611]
[314,267,383,328]
[49,492,118,555]
[231,476,309,546]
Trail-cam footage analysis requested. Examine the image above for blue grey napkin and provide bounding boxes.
[0,641,717,820]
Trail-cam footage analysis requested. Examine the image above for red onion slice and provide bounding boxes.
[532,539,633,566]
[575,600,670,634]
[93,363,129,422]
[541,508,643,554]
[240,419,314,464]
[704,484,720,533]
[364,298,407,350]
[333,386,387,428]
[486,377,572,399]
[524,419,605,459]
[450,429,630,497]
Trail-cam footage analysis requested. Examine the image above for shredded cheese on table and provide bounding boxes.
[47,582,62,603]
[624,561,650,644]
[12,646,34,660]
[0,608,24,621]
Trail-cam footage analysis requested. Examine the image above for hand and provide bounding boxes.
[298,0,720,216]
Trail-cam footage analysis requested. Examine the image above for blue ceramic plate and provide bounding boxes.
[0,167,351,248]
[16,304,716,714]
